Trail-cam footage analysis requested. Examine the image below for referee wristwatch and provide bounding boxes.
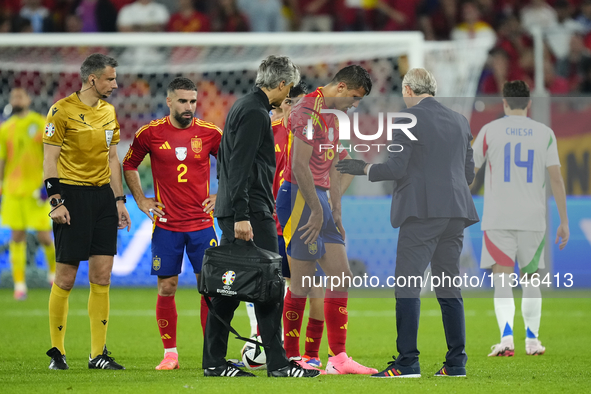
[115,195,127,203]
[50,197,65,207]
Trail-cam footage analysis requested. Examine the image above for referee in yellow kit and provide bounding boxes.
[43,53,131,370]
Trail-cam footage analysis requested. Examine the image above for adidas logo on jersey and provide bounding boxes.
[159,142,171,149]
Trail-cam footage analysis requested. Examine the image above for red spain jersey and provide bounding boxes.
[122,116,222,232]
[272,117,289,235]
[283,87,339,190]
[272,117,289,199]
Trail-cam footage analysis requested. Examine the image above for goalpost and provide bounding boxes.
[0,32,489,142]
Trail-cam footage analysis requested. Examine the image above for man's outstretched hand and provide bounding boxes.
[336,159,368,176]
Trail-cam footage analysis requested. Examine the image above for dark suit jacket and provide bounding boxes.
[368,97,479,228]
[214,87,275,222]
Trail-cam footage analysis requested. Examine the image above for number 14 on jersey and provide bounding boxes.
[504,142,534,183]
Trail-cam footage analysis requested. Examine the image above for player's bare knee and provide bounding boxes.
[157,276,178,296]
[54,262,78,289]
[54,272,76,290]
[88,270,111,286]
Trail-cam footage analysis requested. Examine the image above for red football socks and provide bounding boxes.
[156,295,177,349]
[324,289,348,356]
[283,288,307,359]
[200,295,209,335]
[304,317,324,359]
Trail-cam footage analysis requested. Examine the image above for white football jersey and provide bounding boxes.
[473,115,560,231]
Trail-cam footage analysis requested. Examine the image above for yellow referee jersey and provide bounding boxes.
[0,111,46,197]
[43,92,120,186]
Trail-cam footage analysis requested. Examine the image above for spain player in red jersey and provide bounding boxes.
[276,66,376,374]
[122,77,222,371]
[275,82,352,370]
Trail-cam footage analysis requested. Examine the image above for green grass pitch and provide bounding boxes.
[1,288,590,393]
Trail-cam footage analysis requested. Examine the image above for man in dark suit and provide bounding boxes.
[337,68,479,378]
[203,55,319,378]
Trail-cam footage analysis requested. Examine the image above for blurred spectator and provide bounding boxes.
[109,0,134,11]
[475,0,501,28]
[156,0,178,14]
[168,0,210,32]
[579,62,591,92]
[419,0,459,41]
[480,47,530,94]
[335,0,380,31]
[544,59,570,94]
[20,0,54,32]
[375,0,419,31]
[117,0,170,32]
[300,0,334,32]
[546,0,585,60]
[495,15,533,73]
[7,16,34,32]
[576,0,591,33]
[520,0,557,34]
[237,0,286,32]
[451,0,496,49]
[211,0,249,32]
[556,33,591,90]
[282,0,302,31]
[0,16,10,32]
[73,0,118,32]
[64,13,82,32]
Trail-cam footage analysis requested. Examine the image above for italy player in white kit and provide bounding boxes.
[472,81,569,357]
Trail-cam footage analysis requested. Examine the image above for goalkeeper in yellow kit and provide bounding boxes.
[0,88,56,300]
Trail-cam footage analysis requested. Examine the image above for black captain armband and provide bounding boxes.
[44,178,61,197]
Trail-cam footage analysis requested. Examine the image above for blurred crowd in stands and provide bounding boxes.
[1,0,591,94]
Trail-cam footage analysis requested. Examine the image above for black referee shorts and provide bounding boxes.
[53,184,118,263]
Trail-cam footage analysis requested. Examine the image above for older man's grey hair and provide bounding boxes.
[255,55,300,90]
[402,68,437,96]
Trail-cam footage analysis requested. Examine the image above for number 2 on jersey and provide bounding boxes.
[177,164,188,183]
[504,142,534,183]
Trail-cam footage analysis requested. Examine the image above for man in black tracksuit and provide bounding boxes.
[203,55,319,378]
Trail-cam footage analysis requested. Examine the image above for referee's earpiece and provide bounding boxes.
[92,80,95,86]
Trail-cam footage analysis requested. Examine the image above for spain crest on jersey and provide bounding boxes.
[191,138,202,154]
[175,147,187,161]
[152,257,161,271]
[308,241,318,255]
[105,129,114,146]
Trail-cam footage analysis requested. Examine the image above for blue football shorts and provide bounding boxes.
[276,181,344,261]
[151,226,218,276]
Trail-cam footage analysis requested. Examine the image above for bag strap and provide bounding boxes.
[203,296,266,349]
